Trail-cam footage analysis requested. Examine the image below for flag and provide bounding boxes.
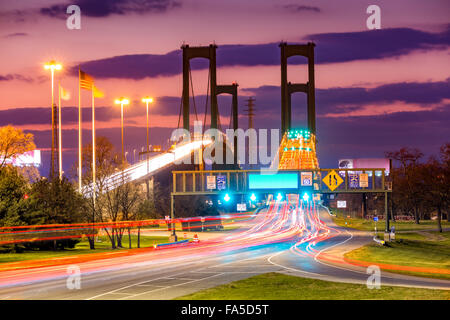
[60,86,71,100]
[93,85,104,98]
[79,69,94,90]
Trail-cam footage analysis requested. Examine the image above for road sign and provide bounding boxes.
[322,170,343,191]
[349,174,359,188]
[300,172,313,186]
[337,200,347,208]
[373,216,378,222]
[237,203,247,212]
[359,173,369,188]
[206,175,216,189]
[200,217,205,223]
[217,175,226,190]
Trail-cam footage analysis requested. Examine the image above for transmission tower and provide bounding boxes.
[244,97,255,130]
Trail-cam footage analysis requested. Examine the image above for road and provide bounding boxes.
[0,198,448,300]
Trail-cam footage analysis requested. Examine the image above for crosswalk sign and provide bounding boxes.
[322,170,343,191]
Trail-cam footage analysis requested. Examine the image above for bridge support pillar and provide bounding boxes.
[216,83,239,165]
[182,44,218,132]
[280,42,316,135]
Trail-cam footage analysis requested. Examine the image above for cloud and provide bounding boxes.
[282,4,321,13]
[242,79,450,116]
[0,73,34,82]
[0,106,117,126]
[40,0,181,19]
[28,107,450,174]
[314,107,450,167]
[3,79,449,128]
[75,26,450,79]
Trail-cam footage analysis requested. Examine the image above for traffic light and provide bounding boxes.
[276,193,283,202]
[302,192,309,202]
[250,193,256,202]
[224,193,231,202]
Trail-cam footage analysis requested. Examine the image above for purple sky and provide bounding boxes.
[0,0,449,176]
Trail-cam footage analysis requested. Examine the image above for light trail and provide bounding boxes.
[82,137,212,195]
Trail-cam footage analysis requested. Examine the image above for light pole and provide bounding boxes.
[142,97,153,198]
[115,97,129,164]
[44,60,62,178]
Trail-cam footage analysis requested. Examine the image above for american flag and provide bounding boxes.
[79,69,93,90]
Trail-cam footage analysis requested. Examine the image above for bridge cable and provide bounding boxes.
[176,94,183,129]
[202,67,210,131]
[188,65,199,122]
[228,99,233,130]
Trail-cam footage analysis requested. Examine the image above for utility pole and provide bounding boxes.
[244,97,255,131]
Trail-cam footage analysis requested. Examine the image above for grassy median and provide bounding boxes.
[176,272,449,300]
[0,235,169,264]
[345,231,450,280]
[332,216,450,232]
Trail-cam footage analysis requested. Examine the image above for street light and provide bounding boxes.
[44,60,62,178]
[142,97,154,198]
[115,97,129,164]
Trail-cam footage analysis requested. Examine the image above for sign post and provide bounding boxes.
[206,175,216,190]
[301,172,313,186]
[373,216,378,236]
[237,203,247,212]
[217,175,226,190]
[359,173,369,188]
[322,170,343,191]
[337,200,346,208]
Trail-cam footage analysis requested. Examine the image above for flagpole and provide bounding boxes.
[58,83,62,180]
[92,84,96,208]
[78,68,82,193]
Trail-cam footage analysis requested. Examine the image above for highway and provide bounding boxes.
[0,198,448,300]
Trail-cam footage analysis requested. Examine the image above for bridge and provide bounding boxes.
[84,41,392,240]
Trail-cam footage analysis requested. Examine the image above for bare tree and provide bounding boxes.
[386,148,424,224]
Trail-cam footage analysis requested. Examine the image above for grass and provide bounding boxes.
[0,234,169,264]
[345,231,450,280]
[176,272,449,300]
[332,216,450,232]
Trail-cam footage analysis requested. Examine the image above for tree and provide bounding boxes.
[25,177,86,249]
[76,136,121,249]
[118,177,143,249]
[0,125,35,168]
[0,166,29,228]
[439,143,450,222]
[421,158,447,232]
[386,148,424,224]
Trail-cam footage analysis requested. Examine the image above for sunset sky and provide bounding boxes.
[0,0,449,175]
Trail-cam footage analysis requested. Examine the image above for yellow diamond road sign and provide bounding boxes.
[322,170,344,191]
